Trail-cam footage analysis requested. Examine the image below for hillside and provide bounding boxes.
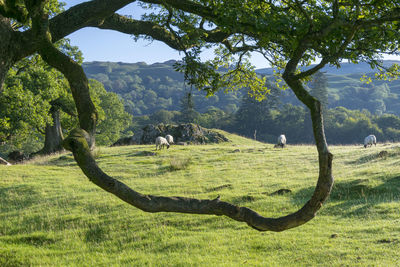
[1,133,400,265]
[83,61,243,115]
[82,60,400,116]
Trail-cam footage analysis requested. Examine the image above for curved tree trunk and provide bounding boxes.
[61,46,334,231]
[2,4,335,232]
[62,74,334,232]
[0,15,38,90]
[283,75,334,219]
[26,7,98,149]
[39,44,97,148]
[0,16,15,90]
[40,107,64,154]
[63,122,332,232]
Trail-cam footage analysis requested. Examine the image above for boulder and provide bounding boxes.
[111,123,229,146]
[142,123,229,144]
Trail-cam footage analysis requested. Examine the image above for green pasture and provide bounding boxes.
[1,132,399,266]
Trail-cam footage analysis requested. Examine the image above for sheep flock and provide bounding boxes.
[153,132,379,150]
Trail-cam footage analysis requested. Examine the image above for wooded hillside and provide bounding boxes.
[83,60,242,115]
[82,60,400,116]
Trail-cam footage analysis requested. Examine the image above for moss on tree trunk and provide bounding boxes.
[40,107,64,154]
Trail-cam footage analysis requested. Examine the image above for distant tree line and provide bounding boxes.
[4,62,400,159]
[131,73,400,145]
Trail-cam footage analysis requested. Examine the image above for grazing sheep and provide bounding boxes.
[165,134,174,145]
[155,136,170,150]
[274,134,286,148]
[364,134,377,148]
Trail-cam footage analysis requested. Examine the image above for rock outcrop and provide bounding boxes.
[112,123,229,146]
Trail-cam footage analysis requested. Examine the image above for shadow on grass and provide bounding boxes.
[46,155,76,167]
[346,148,400,165]
[85,224,107,243]
[291,175,400,218]
[0,185,39,212]
[204,184,233,192]
[127,151,157,157]
[153,216,237,232]
[0,232,58,247]
[230,195,257,205]
[43,150,156,166]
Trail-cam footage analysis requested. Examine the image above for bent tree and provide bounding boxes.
[2,0,400,231]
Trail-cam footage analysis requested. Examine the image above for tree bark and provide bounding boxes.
[0,16,15,90]
[63,120,332,232]
[40,107,64,154]
[26,5,99,148]
[0,15,39,89]
[39,42,97,148]
[60,26,334,231]
[2,1,336,232]
[283,66,334,225]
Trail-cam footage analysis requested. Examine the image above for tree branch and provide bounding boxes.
[294,58,329,80]
[88,14,231,51]
[356,9,400,27]
[48,0,135,42]
[89,14,184,50]
[39,42,97,147]
[141,0,214,20]
[63,128,333,232]
[26,3,98,147]
[295,22,359,80]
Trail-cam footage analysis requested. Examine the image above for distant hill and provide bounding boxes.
[256,60,400,75]
[83,60,243,115]
[82,60,400,116]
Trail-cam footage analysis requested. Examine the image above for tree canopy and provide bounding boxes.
[2,0,400,232]
[0,54,132,155]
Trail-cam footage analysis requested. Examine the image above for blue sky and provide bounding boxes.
[64,1,399,69]
[64,1,269,69]
[65,1,186,66]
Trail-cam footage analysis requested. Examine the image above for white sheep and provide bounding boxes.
[165,134,174,145]
[155,136,170,150]
[364,134,377,148]
[274,134,286,148]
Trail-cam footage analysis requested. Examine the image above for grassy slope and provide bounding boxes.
[1,132,400,266]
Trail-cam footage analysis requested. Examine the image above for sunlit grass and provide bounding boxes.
[1,132,399,266]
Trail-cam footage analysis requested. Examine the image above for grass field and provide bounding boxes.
[1,132,400,266]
